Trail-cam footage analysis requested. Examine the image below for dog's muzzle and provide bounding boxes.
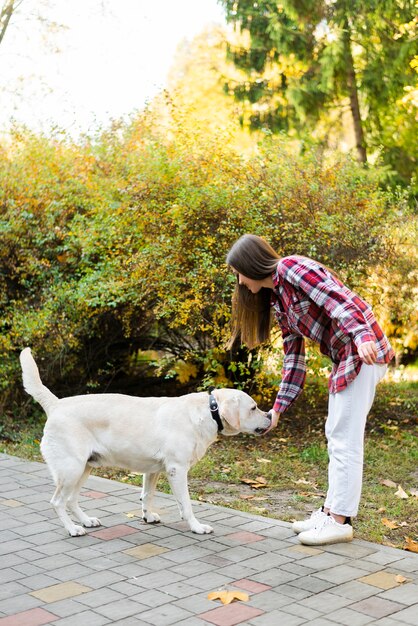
[254,410,272,435]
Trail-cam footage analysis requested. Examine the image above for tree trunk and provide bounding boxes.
[0,0,15,47]
[343,21,367,163]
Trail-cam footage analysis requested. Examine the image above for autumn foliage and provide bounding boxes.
[0,103,416,418]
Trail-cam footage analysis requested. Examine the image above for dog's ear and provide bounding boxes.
[219,396,240,430]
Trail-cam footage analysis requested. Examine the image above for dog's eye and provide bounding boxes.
[251,405,257,411]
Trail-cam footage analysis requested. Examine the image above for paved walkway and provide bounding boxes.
[0,453,417,626]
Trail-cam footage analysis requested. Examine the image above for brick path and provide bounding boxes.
[0,453,417,625]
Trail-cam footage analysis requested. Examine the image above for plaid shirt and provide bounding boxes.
[271,256,394,414]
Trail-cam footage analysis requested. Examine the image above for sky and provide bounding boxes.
[0,0,226,136]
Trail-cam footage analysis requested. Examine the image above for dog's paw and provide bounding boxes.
[69,525,87,537]
[191,522,213,534]
[143,512,161,524]
[84,517,101,528]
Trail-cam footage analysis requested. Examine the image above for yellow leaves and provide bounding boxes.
[382,518,401,530]
[404,537,418,553]
[395,575,409,584]
[241,476,269,489]
[173,360,198,383]
[207,589,249,605]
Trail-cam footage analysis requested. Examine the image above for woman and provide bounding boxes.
[226,234,394,546]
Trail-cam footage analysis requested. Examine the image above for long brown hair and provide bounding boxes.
[226,234,280,349]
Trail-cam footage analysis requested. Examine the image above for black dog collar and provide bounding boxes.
[208,387,223,432]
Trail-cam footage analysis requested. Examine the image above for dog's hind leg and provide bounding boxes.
[166,464,213,534]
[50,477,88,537]
[141,472,161,524]
[67,466,101,529]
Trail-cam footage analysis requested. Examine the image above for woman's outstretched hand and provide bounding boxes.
[266,409,281,433]
[358,340,378,364]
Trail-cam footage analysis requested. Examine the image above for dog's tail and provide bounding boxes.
[20,348,58,413]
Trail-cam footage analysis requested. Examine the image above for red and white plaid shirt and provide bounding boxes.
[271,256,394,414]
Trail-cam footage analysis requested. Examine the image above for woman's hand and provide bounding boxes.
[358,340,378,365]
[266,409,281,433]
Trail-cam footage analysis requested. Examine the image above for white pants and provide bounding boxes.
[324,363,387,518]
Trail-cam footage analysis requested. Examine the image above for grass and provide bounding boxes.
[1,376,416,550]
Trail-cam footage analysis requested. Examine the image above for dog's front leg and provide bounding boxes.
[141,472,161,524]
[166,465,213,534]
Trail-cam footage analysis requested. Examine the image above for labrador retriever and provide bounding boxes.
[20,348,271,536]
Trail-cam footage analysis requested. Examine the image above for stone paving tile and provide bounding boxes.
[287,574,335,593]
[359,571,412,590]
[135,603,195,625]
[247,608,303,625]
[29,582,92,604]
[232,579,271,594]
[315,564,371,584]
[0,594,43,617]
[123,542,170,559]
[284,601,324,621]
[377,582,418,605]
[327,606,375,625]
[331,579,382,601]
[50,610,111,625]
[372,617,406,626]
[244,589,296,611]
[0,607,58,626]
[89,524,140,541]
[251,568,300,587]
[387,558,418,574]
[170,559,219,578]
[130,588,178,608]
[0,583,31,603]
[94,598,149,621]
[284,544,324,558]
[199,603,264,626]
[299,590,354,612]
[389,605,418,625]
[350,596,407,619]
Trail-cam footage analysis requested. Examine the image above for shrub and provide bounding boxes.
[0,108,416,420]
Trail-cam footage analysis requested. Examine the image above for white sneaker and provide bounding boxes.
[298,514,353,546]
[292,507,327,534]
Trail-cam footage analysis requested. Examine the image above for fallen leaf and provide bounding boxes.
[382,518,398,530]
[126,513,136,519]
[256,458,272,464]
[241,477,269,489]
[380,479,397,488]
[294,479,312,485]
[395,575,409,584]
[207,590,249,605]
[395,485,409,499]
[239,494,255,500]
[298,491,326,498]
[404,537,418,553]
[409,489,418,498]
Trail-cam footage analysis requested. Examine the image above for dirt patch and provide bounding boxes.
[188,478,321,522]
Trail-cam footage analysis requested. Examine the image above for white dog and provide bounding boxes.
[20,348,271,536]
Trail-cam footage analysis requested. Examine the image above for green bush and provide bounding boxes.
[0,108,416,420]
